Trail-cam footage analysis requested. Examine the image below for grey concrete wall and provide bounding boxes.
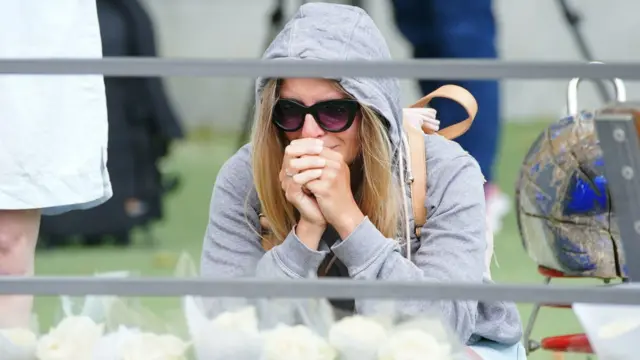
[139,0,640,131]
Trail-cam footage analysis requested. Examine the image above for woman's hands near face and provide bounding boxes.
[281,139,327,229]
[283,138,364,239]
[304,147,364,238]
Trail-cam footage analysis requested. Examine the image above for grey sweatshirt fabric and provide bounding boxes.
[200,3,523,346]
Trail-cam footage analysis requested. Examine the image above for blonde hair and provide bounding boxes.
[250,79,402,248]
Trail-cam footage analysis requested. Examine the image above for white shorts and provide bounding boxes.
[0,0,112,215]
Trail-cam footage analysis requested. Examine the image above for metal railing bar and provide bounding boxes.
[0,277,637,305]
[1,58,640,79]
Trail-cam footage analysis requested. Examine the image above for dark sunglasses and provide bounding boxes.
[272,98,360,133]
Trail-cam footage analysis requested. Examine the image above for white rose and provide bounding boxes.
[328,315,387,360]
[378,329,452,360]
[119,332,189,360]
[36,316,104,360]
[0,328,37,348]
[262,324,336,360]
[193,306,262,360]
[209,306,259,334]
[92,326,141,360]
[0,327,38,360]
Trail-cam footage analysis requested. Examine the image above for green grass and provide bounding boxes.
[33,122,596,359]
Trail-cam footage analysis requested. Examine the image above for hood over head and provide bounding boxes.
[255,3,416,250]
[255,2,403,151]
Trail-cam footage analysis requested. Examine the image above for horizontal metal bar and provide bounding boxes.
[0,277,638,305]
[1,58,640,79]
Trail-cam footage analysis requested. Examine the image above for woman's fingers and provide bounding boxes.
[289,156,326,172]
[292,169,323,185]
[281,139,325,180]
[284,139,324,158]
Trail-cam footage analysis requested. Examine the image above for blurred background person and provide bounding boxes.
[391,0,509,233]
[38,0,184,249]
[0,0,112,328]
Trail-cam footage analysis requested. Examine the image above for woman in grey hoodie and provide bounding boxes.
[201,3,525,358]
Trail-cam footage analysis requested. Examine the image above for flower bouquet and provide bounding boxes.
[92,324,189,360]
[10,269,191,360]
[83,274,191,360]
[0,314,40,360]
[0,271,132,360]
[573,283,640,359]
[326,307,468,360]
[177,253,262,360]
[36,315,105,360]
[183,295,338,360]
[175,252,467,360]
[176,253,336,360]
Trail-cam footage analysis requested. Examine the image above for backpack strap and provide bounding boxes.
[404,85,478,237]
[402,119,428,237]
[409,84,478,139]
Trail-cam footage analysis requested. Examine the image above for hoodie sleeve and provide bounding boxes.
[200,146,332,320]
[330,151,521,345]
[200,146,329,282]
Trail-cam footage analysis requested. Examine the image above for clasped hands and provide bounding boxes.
[279,139,365,244]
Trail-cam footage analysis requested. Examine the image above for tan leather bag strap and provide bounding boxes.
[403,119,428,237]
[405,85,478,236]
[409,84,478,140]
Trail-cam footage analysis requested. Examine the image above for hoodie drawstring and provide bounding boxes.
[399,130,413,262]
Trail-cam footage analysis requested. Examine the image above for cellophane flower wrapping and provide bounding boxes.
[35,270,128,360]
[175,253,470,360]
[255,284,337,360]
[89,296,190,360]
[177,252,262,360]
[0,314,40,360]
[378,316,468,360]
[91,268,190,360]
[190,295,337,360]
[183,294,263,360]
[39,269,190,360]
[327,300,469,360]
[573,283,640,360]
[177,254,339,360]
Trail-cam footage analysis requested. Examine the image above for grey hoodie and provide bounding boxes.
[201,3,522,346]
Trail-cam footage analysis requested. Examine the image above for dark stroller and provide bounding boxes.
[38,0,183,248]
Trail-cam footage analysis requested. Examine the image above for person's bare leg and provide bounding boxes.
[0,209,40,328]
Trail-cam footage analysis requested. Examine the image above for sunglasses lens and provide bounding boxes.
[273,100,304,131]
[317,101,354,131]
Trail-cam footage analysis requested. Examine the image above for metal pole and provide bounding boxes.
[555,0,612,103]
[0,277,639,305]
[594,112,640,281]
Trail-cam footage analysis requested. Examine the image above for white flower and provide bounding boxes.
[208,306,259,334]
[92,326,140,360]
[0,327,38,360]
[191,306,262,360]
[262,324,336,360]
[36,316,104,360]
[328,315,387,360]
[378,329,452,360]
[119,332,189,360]
[0,327,37,348]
